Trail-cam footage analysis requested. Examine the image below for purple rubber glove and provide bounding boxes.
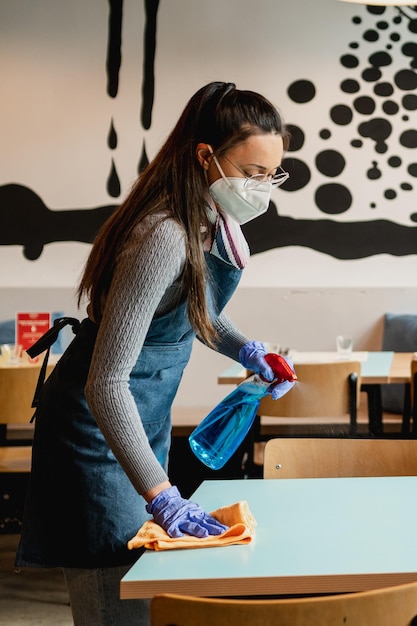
[267,356,296,400]
[239,341,274,381]
[146,486,229,538]
[269,379,295,400]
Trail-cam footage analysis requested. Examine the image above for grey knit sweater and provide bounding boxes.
[84,215,248,497]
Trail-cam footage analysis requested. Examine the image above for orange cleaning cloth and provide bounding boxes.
[127,500,256,552]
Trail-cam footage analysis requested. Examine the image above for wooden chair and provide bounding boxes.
[0,319,70,527]
[381,313,417,416]
[150,581,417,626]
[258,360,361,430]
[244,361,361,475]
[0,361,54,473]
[263,437,417,479]
[0,361,56,529]
[0,362,51,529]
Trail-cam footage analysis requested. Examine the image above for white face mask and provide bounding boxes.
[208,156,272,225]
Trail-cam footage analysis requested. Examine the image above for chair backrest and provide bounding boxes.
[263,437,417,479]
[258,360,361,418]
[0,362,55,425]
[0,356,55,474]
[0,319,16,344]
[150,582,417,626]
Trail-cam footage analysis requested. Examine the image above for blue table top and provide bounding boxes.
[218,351,395,384]
[361,351,393,379]
[121,476,417,599]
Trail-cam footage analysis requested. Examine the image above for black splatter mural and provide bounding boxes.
[0,184,116,261]
[106,0,158,196]
[282,5,417,217]
[1,0,157,260]
[1,2,417,261]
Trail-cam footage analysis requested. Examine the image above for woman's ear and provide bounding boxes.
[196,143,213,170]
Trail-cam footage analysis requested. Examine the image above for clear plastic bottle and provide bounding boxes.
[189,353,296,470]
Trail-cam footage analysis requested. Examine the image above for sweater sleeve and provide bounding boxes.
[85,218,186,496]
[211,311,249,362]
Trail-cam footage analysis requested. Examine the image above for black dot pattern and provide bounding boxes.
[285,5,417,216]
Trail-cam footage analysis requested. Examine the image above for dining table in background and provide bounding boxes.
[121,476,417,599]
[217,351,415,435]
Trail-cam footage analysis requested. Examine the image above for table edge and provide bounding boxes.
[120,571,417,599]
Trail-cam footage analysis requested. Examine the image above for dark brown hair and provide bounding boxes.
[77,82,288,345]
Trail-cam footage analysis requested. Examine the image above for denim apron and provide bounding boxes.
[16,253,242,568]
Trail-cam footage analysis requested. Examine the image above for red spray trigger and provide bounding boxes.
[263,353,297,383]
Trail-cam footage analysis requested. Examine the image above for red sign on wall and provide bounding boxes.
[16,312,51,358]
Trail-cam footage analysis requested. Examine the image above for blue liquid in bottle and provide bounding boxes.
[189,376,269,470]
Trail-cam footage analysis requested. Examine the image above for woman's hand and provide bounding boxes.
[146,486,228,538]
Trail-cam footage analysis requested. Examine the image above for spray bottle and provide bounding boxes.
[189,353,297,470]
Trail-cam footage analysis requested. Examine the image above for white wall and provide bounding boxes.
[177,285,417,408]
[2,286,416,410]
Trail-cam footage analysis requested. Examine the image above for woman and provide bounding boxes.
[16,81,294,625]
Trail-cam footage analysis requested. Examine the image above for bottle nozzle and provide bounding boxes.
[264,353,297,383]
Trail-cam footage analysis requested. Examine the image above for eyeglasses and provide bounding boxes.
[222,155,290,190]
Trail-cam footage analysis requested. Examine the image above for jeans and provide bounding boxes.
[63,565,150,626]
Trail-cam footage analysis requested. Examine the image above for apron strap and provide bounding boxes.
[28,316,80,421]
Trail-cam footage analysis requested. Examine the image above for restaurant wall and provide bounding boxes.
[1,285,417,408]
[1,0,416,409]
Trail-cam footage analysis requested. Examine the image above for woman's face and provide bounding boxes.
[198,132,285,187]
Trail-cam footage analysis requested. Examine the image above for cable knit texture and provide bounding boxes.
[84,215,249,496]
